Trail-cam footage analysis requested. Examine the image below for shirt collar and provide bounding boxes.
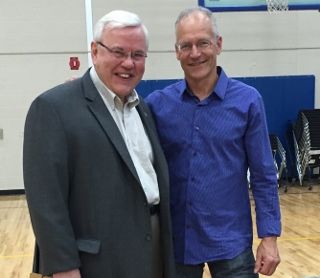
[180,66,229,101]
[89,67,140,110]
[214,66,228,100]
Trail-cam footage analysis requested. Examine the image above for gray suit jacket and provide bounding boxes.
[23,70,175,278]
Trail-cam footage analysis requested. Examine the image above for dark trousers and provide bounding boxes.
[151,213,163,278]
[176,248,259,278]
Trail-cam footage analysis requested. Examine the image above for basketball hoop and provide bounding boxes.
[266,0,289,12]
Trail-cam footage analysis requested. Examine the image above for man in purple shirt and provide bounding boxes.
[145,7,281,278]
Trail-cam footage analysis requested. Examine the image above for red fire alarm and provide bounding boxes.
[69,57,80,70]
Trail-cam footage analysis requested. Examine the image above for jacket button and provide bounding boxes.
[145,234,152,241]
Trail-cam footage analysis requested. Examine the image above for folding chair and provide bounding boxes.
[292,109,320,189]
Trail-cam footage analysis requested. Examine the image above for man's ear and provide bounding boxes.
[91,41,98,63]
[175,44,181,61]
[215,36,223,55]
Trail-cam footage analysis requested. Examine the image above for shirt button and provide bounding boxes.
[195,126,200,131]
[145,234,152,241]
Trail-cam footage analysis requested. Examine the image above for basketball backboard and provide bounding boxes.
[198,0,320,12]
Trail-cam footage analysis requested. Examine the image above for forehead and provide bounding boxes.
[176,12,214,41]
[102,26,147,49]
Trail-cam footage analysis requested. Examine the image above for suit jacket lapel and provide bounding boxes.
[81,71,140,182]
[136,101,167,170]
[136,103,158,153]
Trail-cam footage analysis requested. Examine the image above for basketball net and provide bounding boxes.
[266,0,289,12]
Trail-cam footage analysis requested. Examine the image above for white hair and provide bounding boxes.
[93,10,149,48]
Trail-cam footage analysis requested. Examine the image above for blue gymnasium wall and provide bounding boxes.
[137,75,315,178]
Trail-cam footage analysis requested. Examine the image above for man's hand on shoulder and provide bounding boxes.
[65,76,78,82]
[52,268,81,278]
[254,236,280,276]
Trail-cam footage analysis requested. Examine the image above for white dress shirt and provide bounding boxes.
[90,67,160,204]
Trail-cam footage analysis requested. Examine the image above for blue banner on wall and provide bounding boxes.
[137,75,315,177]
[198,0,320,12]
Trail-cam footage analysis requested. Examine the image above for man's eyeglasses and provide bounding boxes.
[97,42,147,62]
[176,39,213,55]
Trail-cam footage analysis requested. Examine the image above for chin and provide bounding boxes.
[188,72,207,80]
[116,87,135,97]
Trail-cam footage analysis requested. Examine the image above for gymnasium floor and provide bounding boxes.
[1,183,319,278]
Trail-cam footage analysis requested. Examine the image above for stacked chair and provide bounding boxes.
[269,134,288,192]
[292,109,320,188]
[247,134,287,191]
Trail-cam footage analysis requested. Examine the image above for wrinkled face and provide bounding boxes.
[175,12,222,83]
[91,26,147,100]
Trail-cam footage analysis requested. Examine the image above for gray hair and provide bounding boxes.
[175,7,220,40]
[93,10,149,48]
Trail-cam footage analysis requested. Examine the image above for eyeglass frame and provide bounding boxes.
[175,39,215,55]
[96,41,147,62]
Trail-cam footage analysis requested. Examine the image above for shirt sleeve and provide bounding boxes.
[244,92,281,238]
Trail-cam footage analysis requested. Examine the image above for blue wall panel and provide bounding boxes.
[137,75,315,177]
[198,0,320,12]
